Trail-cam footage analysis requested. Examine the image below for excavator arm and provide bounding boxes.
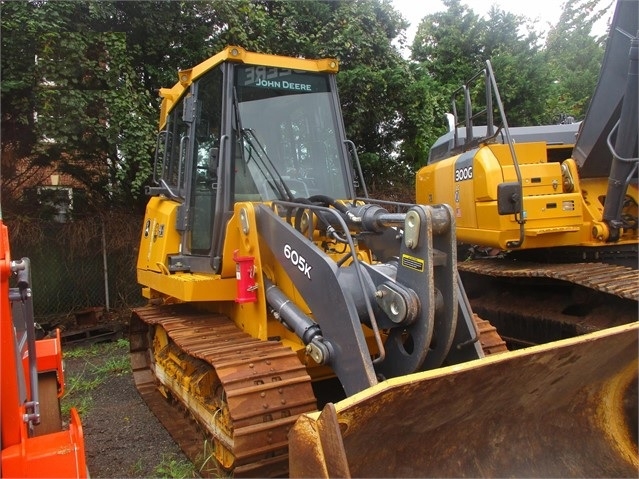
[572,0,638,178]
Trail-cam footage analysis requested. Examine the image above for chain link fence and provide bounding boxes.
[6,212,145,326]
[4,185,413,330]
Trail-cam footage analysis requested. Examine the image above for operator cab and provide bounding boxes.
[149,51,356,272]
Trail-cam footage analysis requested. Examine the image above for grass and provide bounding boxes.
[153,454,198,479]
[152,440,224,479]
[128,458,146,477]
[63,338,130,359]
[92,354,131,375]
[60,337,206,478]
[61,338,131,417]
[195,440,220,477]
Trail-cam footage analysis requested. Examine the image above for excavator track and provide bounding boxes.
[129,304,317,478]
[458,260,638,348]
[458,260,638,301]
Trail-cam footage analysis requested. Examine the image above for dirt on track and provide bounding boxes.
[62,325,193,478]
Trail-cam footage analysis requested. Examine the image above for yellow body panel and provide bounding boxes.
[136,197,326,365]
[137,197,182,273]
[416,142,639,249]
[138,270,236,302]
[136,195,379,384]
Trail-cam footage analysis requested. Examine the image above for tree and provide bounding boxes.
[1,0,42,202]
[395,64,450,169]
[324,1,413,187]
[3,0,606,209]
[1,0,416,207]
[0,1,224,211]
[412,0,551,125]
[543,0,609,123]
[478,7,552,126]
[411,0,486,88]
[2,2,146,210]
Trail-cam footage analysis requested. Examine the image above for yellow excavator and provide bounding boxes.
[130,25,638,479]
[416,0,638,350]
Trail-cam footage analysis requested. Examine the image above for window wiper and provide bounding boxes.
[241,128,294,201]
[232,87,293,201]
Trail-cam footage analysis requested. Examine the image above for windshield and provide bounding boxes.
[235,65,349,200]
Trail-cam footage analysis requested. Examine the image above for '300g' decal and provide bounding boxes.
[455,165,473,182]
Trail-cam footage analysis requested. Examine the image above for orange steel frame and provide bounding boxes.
[0,220,88,478]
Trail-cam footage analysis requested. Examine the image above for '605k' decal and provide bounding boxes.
[284,244,312,279]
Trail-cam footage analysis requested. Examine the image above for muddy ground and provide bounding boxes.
[61,318,194,478]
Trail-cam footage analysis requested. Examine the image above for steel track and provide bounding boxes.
[459,260,638,301]
[130,304,317,478]
[458,259,638,348]
[129,303,509,477]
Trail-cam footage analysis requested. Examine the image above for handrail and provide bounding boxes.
[345,140,369,199]
[484,60,526,248]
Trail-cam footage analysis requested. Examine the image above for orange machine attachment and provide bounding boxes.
[0,219,88,478]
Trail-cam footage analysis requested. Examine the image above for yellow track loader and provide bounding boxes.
[130,42,638,477]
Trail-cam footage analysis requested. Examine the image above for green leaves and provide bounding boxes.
[0,0,608,209]
[543,0,607,123]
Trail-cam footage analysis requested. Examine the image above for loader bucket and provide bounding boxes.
[289,322,639,478]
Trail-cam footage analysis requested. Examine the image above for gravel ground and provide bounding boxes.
[62,329,194,478]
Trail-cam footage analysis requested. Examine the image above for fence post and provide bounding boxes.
[101,219,110,312]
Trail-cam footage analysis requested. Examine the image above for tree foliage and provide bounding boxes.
[543,0,611,122]
[1,1,158,210]
[0,0,609,212]
[411,0,554,128]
